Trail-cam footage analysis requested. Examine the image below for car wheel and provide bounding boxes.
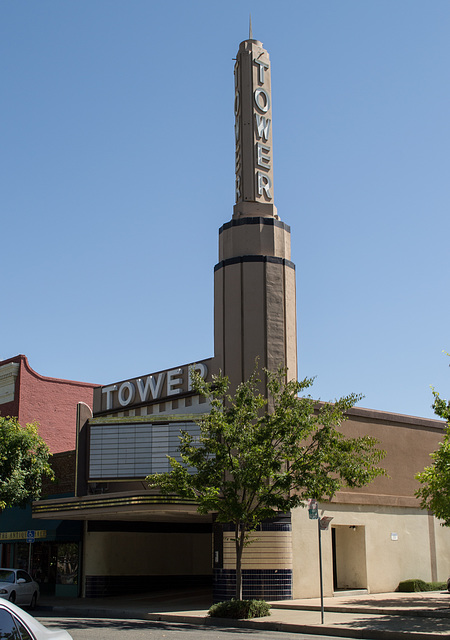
[30,592,37,610]
[8,592,16,604]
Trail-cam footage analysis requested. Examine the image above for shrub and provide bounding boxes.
[427,581,447,591]
[208,599,271,619]
[397,579,446,592]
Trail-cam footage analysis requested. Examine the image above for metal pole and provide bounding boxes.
[318,518,324,624]
[27,543,32,575]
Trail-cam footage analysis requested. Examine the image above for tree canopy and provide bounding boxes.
[0,417,54,510]
[416,388,450,525]
[147,368,386,599]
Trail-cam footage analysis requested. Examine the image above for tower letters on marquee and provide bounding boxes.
[99,362,208,412]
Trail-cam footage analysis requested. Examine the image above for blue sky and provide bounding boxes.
[2,1,450,420]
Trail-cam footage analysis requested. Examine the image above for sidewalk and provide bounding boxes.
[38,589,450,640]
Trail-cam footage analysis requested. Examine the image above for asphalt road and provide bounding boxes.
[37,616,357,640]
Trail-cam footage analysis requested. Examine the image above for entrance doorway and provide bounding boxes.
[331,525,367,592]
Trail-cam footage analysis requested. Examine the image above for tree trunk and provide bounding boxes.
[235,522,245,600]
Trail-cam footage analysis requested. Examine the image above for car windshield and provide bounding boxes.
[0,571,15,583]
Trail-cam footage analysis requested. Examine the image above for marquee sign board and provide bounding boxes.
[93,358,212,414]
[88,418,201,480]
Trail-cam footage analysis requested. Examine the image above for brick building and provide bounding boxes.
[0,355,98,453]
[0,355,99,595]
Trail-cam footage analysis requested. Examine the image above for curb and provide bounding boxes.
[144,613,445,640]
[37,606,447,640]
[271,603,450,619]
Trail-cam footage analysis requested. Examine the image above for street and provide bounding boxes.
[36,616,356,640]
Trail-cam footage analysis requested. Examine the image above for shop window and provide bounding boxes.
[57,543,78,585]
[14,546,28,572]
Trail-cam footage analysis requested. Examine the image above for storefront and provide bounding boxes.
[0,505,81,596]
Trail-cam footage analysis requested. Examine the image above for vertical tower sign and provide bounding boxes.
[234,39,277,219]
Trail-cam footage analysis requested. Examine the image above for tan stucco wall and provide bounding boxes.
[223,530,292,570]
[292,503,450,598]
[219,223,290,261]
[336,412,445,504]
[214,218,297,393]
[83,531,212,576]
[434,518,450,579]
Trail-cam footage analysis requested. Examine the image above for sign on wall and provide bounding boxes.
[0,530,46,542]
[234,39,274,206]
[93,359,211,414]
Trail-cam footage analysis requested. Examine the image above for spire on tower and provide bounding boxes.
[249,14,253,40]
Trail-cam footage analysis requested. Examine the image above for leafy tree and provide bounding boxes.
[0,417,54,510]
[147,368,386,600]
[416,388,450,525]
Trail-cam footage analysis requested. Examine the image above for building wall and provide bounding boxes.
[84,530,211,576]
[288,408,450,597]
[333,408,445,506]
[434,519,450,580]
[291,502,448,597]
[222,530,292,571]
[41,451,76,497]
[82,527,213,597]
[0,355,98,453]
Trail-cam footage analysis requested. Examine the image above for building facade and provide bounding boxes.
[0,355,99,595]
[0,355,97,453]
[31,36,450,600]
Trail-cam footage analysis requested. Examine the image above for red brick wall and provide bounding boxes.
[0,355,99,454]
[41,450,76,496]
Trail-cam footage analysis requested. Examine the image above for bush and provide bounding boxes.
[208,599,271,619]
[397,579,446,592]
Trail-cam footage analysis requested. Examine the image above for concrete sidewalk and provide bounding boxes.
[38,589,450,639]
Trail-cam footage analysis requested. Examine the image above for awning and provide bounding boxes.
[32,491,212,523]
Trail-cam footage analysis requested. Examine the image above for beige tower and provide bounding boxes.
[214,37,297,391]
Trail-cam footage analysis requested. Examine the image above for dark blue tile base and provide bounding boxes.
[213,569,292,602]
[85,574,212,598]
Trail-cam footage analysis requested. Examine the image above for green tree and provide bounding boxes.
[416,388,450,525]
[147,368,386,600]
[0,417,54,510]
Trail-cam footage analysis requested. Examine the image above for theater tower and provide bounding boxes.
[214,37,297,391]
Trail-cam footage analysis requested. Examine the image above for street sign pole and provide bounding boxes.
[26,530,35,574]
[308,501,333,625]
[317,516,334,625]
[318,518,324,624]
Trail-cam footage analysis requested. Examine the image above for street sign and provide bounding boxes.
[319,516,333,530]
[26,530,35,544]
[308,499,318,519]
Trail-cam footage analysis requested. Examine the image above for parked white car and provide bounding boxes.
[0,568,39,608]
[0,597,72,640]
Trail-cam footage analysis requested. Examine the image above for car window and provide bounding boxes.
[12,619,33,640]
[16,573,31,584]
[0,608,20,640]
[0,573,14,585]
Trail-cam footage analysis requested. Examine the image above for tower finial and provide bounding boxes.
[249,14,253,40]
